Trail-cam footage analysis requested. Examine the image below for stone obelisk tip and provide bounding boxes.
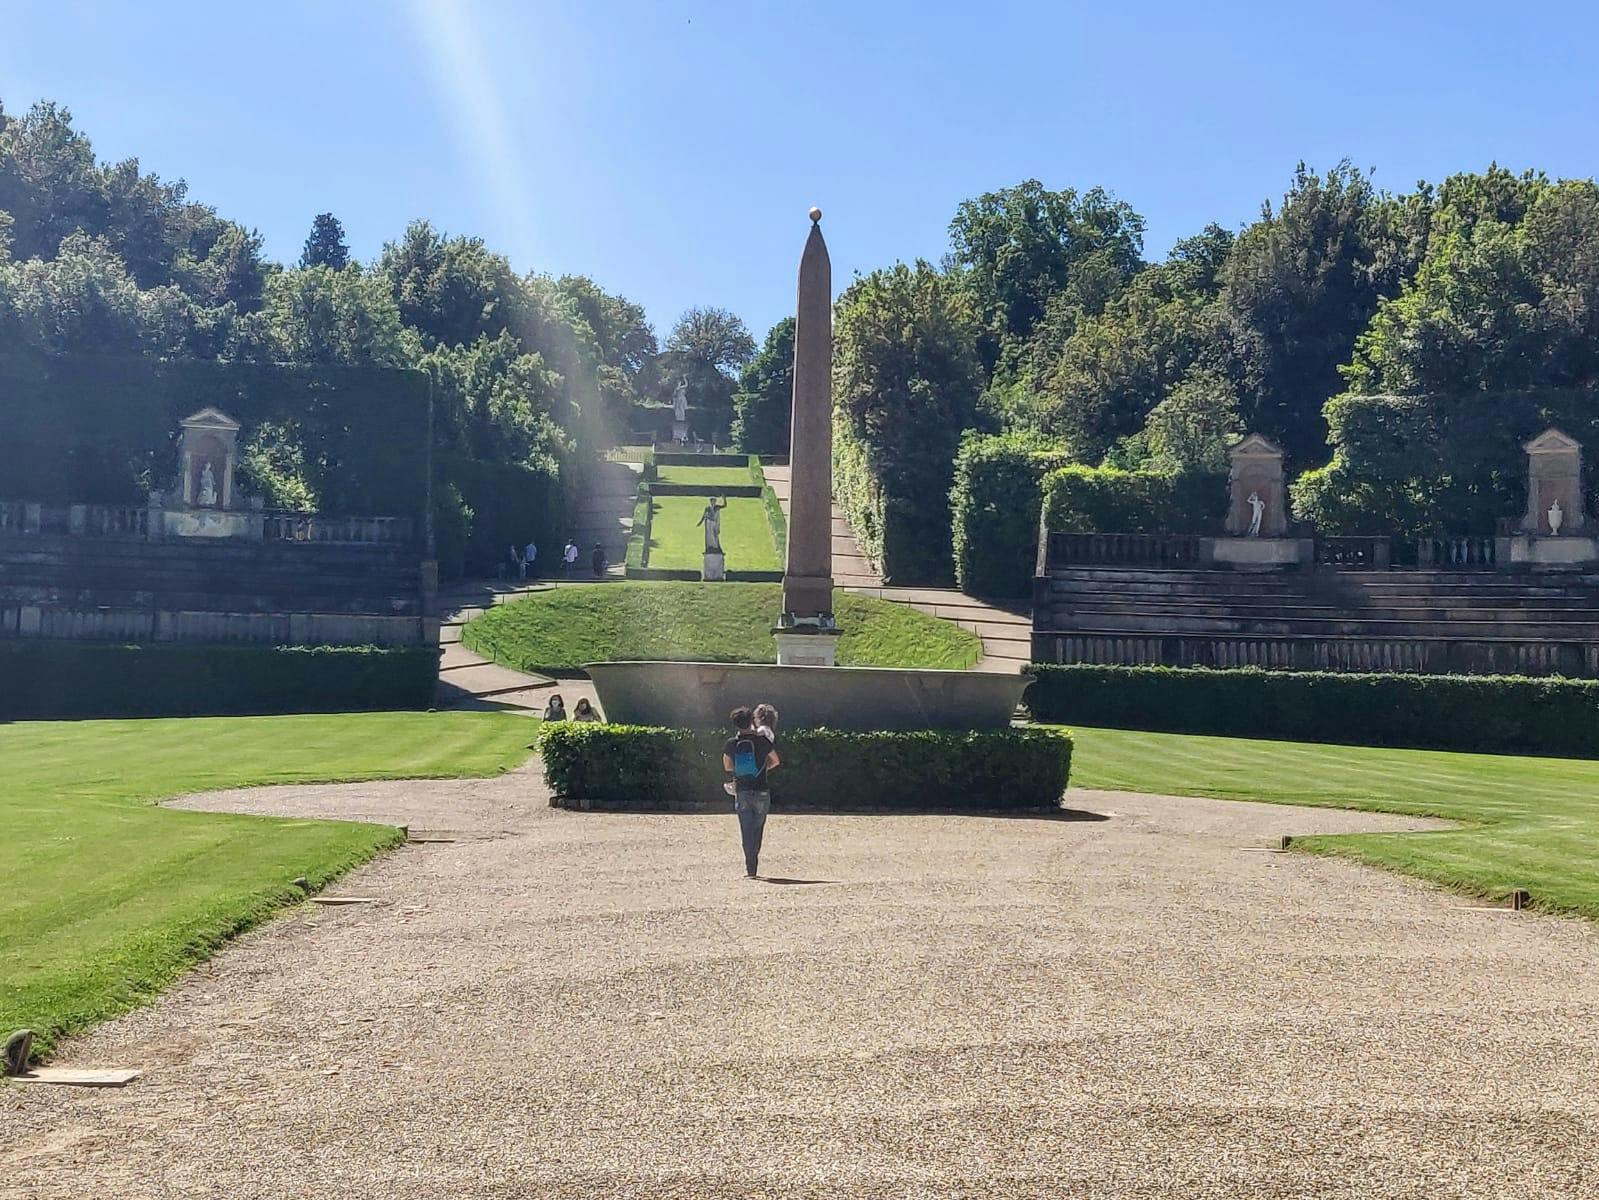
[809,206,822,223]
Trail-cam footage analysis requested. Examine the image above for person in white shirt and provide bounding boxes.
[562,540,578,576]
[523,540,537,580]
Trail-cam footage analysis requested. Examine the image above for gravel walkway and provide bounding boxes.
[7,769,1599,1198]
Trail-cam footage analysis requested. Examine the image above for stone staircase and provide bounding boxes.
[762,464,1029,673]
[1036,564,1599,676]
[562,460,638,574]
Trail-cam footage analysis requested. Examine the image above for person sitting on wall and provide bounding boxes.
[542,694,567,721]
[572,698,601,722]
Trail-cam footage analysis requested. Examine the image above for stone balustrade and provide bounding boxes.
[0,500,412,545]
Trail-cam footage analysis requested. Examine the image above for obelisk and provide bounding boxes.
[775,207,841,667]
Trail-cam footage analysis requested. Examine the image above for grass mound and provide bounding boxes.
[1,711,537,1060]
[461,582,982,673]
[647,496,779,571]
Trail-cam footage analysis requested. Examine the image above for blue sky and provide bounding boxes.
[3,0,1597,341]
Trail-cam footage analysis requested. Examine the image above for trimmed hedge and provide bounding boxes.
[0,642,438,719]
[752,455,788,557]
[0,349,431,516]
[1041,464,1225,535]
[1026,664,1599,757]
[436,453,564,579]
[541,724,1073,811]
[950,432,1074,598]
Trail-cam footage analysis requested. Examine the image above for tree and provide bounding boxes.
[665,306,755,375]
[833,261,985,583]
[732,317,795,455]
[1217,161,1408,462]
[300,213,350,270]
[948,179,1146,369]
[232,264,416,366]
[422,331,571,472]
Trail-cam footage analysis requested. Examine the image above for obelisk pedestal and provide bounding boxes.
[775,207,841,667]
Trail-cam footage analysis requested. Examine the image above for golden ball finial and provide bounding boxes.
[809,206,822,224]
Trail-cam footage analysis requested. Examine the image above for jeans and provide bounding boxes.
[734,789,770,875]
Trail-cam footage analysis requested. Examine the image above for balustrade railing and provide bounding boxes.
[1315,536,1390,567]
[1415,535,1497,568]
[1048,532,1205,567]
[262,512,412,544]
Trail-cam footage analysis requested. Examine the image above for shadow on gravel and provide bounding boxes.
[759,877,836,886]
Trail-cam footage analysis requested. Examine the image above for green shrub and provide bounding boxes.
[432,482,473,581]
[950,431,1075,598]
[1026,664,1599,757]
[1040,464,1224,534]
[0,643,438,719]
[541,724,1072,811]
[437,453,564,577]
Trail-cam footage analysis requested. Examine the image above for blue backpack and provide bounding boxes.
[733,736,761,780]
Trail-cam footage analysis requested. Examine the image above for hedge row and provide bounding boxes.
[436,453,565,580]
[1041,464,1225,535]
[1,642,438,719]
[751,455,788,557]
[1026,664,1599,757]
[950,432,1074,598]
[541,724,1073,811]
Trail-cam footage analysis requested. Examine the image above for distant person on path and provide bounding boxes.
[523,540,537,579]
[542,694,567,722]
[725,703,779,797]
[723,706,779,878]
[591,543,608,577]
[572,697,601,722]
[562,540,578,576]
[508,544,523,581]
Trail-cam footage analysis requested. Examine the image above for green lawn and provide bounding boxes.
[1069,724,1599,919]
[647,495,780,571]
[461,581,982,673]
[653,464,754,487]
[1,711,537,1060]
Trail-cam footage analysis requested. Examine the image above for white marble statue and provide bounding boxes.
[697,495,726,554]
[673,377,688,423]
[198,462,219,507]
[1549,498,1565,535]
[1245,491,1264,538]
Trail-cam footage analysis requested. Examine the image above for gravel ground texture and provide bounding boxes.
[6,766,1599,1199]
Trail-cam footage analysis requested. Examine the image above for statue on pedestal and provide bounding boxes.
[198,462,219,508]
[698,495,726,553]
[1245,492,1264,538]
[673,378,688,424]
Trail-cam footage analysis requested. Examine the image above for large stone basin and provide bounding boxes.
[585,661,1031,731]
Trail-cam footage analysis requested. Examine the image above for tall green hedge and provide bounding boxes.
[950,432,1074,598]
[1026,664,1599,757]
[752,455,788,556]
[1040,464,1225,534]
[0,349,431,516]
[0,642,438,719]
[542,724,1073,811]
[437,453,563,578]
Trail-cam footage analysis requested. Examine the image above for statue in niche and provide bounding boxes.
[698,495,726,554]
[1549,498,1565,535]
[198,462,219,507]
[1245,491,1265,538]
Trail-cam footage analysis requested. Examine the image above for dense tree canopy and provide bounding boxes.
[732,317,794,455]
[299,212,350,270]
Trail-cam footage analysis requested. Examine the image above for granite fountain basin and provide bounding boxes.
[585,661,1031,731]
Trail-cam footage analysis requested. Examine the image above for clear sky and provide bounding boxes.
[3,0,1597,341]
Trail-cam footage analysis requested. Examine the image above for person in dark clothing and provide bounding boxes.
[722,706,780,878]
[591,543,608,577]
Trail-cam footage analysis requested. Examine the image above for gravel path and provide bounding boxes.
[7,769,1599,1198]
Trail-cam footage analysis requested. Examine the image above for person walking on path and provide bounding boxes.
[725,703,778,797]
[591,543,608,578]
[723,706,779,878]
[523,540,537,579]
[562,540,579,577]
[508,544,523,581]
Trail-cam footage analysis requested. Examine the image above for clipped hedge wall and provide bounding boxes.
[0,349,431,515]
[542,724,1073,811]
[0,642,438,719]
[1041,464,1225,534]
[438,453,563,578]
[951,432,1074,598]
[1026,664,1599,757]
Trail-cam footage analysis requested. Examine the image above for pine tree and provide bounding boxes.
[299,213,349,270]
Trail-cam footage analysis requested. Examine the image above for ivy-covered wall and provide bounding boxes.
[0,349,431,516]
